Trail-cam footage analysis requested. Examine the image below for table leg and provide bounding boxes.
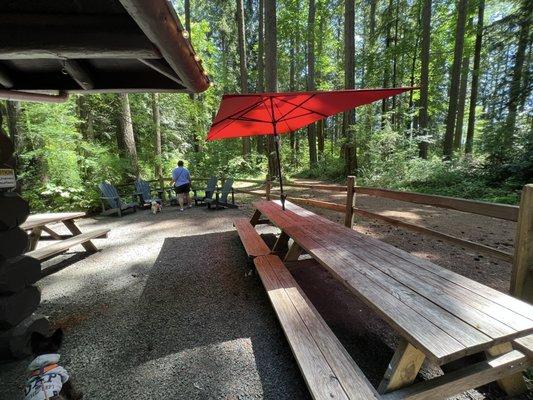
[284,241,303,262]
[272,231,290,253]
[63,220,98,253]
[484,342,527,395]
[42,226,63,240]
[28,227,43,251]
[250,209,262,226]
[378,339,426,394]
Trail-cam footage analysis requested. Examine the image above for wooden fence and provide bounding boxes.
[231,177,532,303]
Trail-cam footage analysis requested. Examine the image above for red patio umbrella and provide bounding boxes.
[207,87,416,209]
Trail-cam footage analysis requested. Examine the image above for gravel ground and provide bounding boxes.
[0,191,531,400]
[0,206,309,400]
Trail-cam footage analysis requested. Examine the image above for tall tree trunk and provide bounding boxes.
[343,0,357,175]
[453,37,471,150]
[3,101,20,186]
[443,0,469,159]
[317,119,325,156]
[316,8,325,160]
[76,96,95,141]
[391,0,400,126]
[236,0,251,158]
[264,0,277,179]
[289,35,296,163]
[381,0,394,124]
[307,0,318,168]
[119,93,139,178]
[418,0,431,159]
[368,0,377,84]
[185,0,200,152]
[504,0,532,149]
[152,94,163,187]
[465,0,484,154]
[256,0,265,155]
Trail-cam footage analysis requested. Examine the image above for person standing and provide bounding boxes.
[171,160,192,211]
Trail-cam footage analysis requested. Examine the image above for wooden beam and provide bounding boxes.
[272,195,346,213]
[383,349,530,400]
[119,0,209,92]
[138,59,184,85]
[63,60,94,90]
[511,184,533,302]
[0,90,68,103]
[378,339,426,393]
[284,241,303,262]
[513,334,533,358]
[484,343,527,395]
[280,182,348,192]
[0,24,160,60]
[344,176,356,228]
[0,64,14,88]
[355,186,519,221]
[352,207,513,262]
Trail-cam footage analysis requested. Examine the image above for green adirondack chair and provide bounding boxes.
[206,178,237,210]
[98,182,137,217]
[192,176,217,206]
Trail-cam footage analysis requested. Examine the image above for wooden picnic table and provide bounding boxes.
[21,212,89,251]
[250,200,533,396]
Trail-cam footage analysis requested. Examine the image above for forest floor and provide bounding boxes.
[0,189,530,399]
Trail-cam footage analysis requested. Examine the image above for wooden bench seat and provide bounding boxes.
[254,254,380,400]
[27,228,109,261]
[234,218,271,258]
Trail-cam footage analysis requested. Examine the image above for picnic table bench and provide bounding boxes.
[235,200,533,399]
[21,212,109,261]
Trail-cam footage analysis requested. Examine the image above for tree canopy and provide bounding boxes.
[1,0,531,210]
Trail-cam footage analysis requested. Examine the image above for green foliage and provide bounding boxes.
[1,0,530,211]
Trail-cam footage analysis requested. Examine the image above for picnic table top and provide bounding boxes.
[254,200,533,365]
[21,212,87,230]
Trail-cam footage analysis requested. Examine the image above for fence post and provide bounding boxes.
[344,176,356,228]
[265,180,271,200]
[511,184,533,303]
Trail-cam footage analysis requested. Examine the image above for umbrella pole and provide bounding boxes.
[273,131,286,211]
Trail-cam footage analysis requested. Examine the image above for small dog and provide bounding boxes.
[151,200,162,214]
[25,329,83,400]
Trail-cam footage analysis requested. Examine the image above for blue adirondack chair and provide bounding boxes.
[206,177,237,210]
[98,182,137,217]
[134,178,163,208]
[192,176,218,206]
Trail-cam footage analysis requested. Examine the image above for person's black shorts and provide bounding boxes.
[174,183,190,194]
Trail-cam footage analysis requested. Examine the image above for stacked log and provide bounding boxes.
[0,143,49,360]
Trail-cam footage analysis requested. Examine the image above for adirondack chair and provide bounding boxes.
[134,178,163,208]
[206,178,237,210]
[192,176,217,206]
[98,182,137,217]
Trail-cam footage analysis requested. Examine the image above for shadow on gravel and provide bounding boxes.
[110,230,310,399]
[41,252,90,278]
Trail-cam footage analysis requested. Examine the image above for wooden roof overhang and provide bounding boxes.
[0,0,210,102]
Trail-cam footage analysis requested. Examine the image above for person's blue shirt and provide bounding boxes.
[172,166,191,187]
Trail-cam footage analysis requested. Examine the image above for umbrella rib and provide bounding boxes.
[210,99,265,128]
[227,116,272,123]
[274,94,316,121]
[276,96,329,120]
[277,111,320,123]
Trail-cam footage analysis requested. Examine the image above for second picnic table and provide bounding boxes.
[21,212,109,261]
[248,200,533,398]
